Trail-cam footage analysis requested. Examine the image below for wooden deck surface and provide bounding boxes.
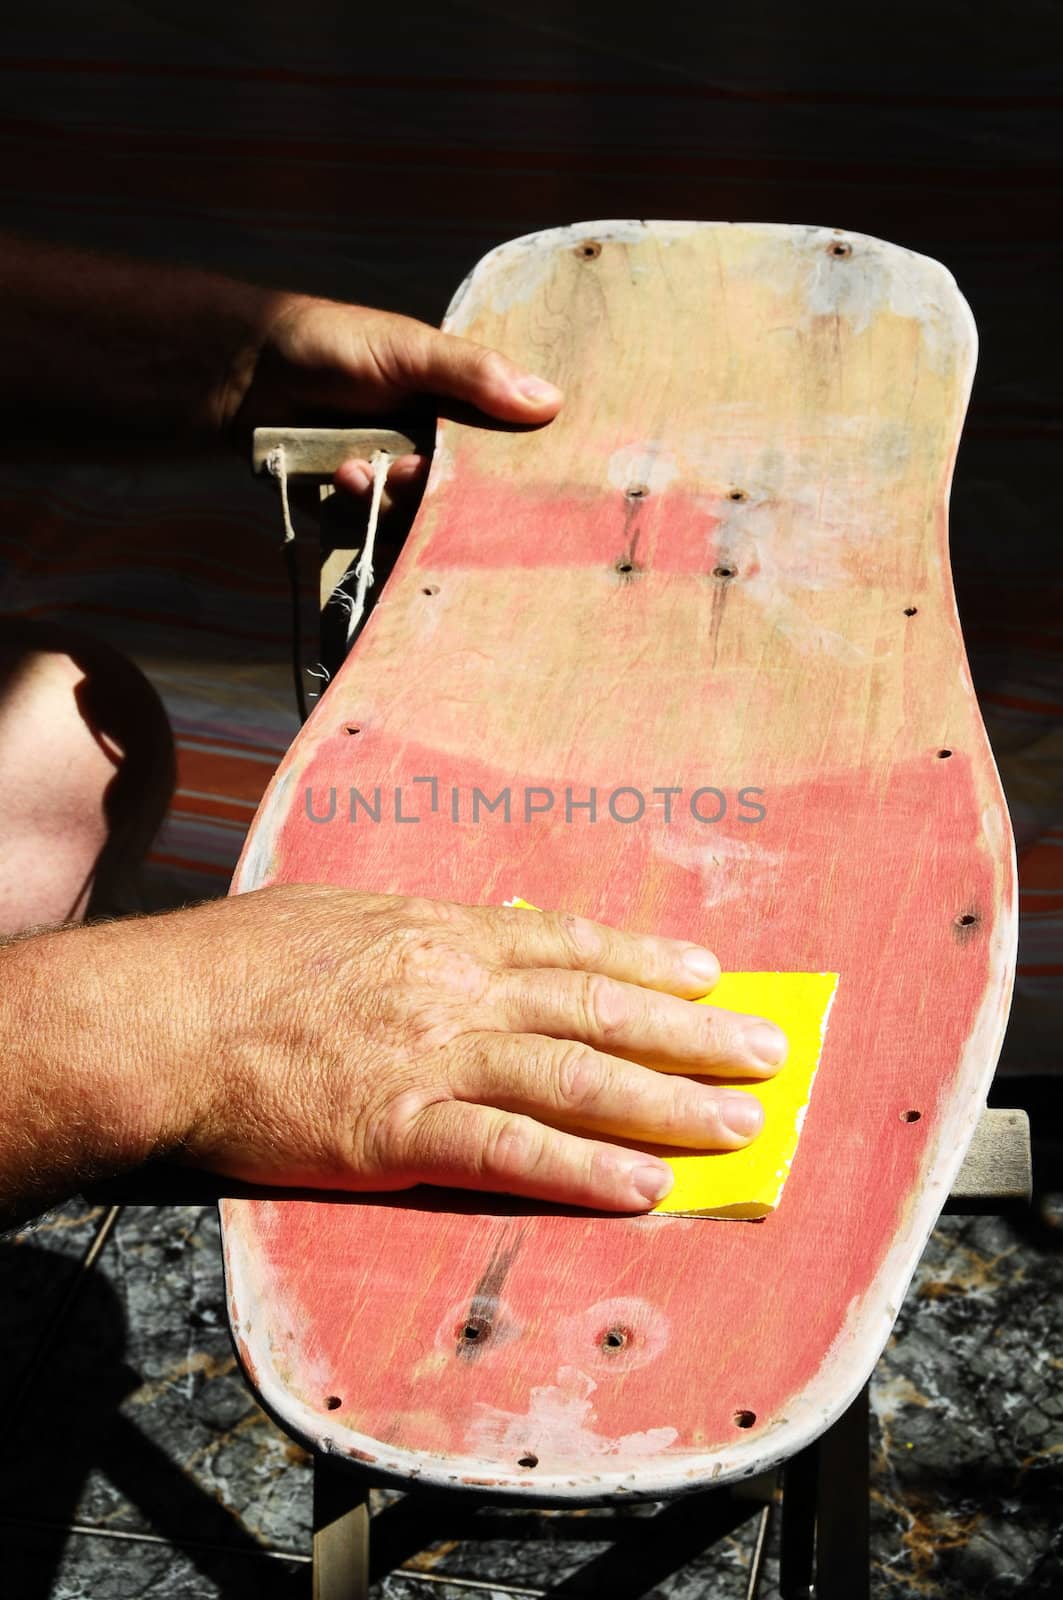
[222,221,1016,1498]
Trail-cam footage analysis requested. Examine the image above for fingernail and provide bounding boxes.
[517,374,562,405]
[630,1162,674,1205]
[746,1021,787,1067]
[722,1094,764,1138]
[682,946,719,985]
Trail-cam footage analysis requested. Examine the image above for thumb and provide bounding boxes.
[377,318,563,424]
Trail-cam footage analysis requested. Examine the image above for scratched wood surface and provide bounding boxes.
[221,221,1016,1499]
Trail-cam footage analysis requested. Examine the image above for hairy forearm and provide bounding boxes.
[0,233,287,439]
[0,917,198,1229]
[0,887,781,1225]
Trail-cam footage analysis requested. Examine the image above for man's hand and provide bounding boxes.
[0,242,784,1225]
[0,237,562,456]
[5,887,785,1223]
[229,295,563,498]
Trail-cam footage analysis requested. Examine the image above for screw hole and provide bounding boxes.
[422,585,439,597]
[343,725,361,736]
[728,489,748,502]
[713,565,737,580]
[956,913,978,928]
[901,1109,922,1124]
[828,240,852,258]
[601,1327,629,1351]
[937,749,952,759]
[518,1454,539,1469]
[325,1395,342,1411]
[576,241,601,260]
[903,606,918,617]
[733,1409,756,1429]
[615,560,636,575]
[625,483,649,500]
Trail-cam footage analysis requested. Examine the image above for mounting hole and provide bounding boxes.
[955,913,978,928]
[733,1410,757,1429]
[325,1395,342,1411]
[728,488,748,502]
[713,565,737,580]
[457,1316,491,1345]
[422,585,439,597]
[575,241,601,260]
[625,483,649,500]
[601,1327,630,1351]
[517,1454,539,1469]
[828,240,852,258]
[343,725,361,736]
[903,606,918,617]
[615,559,636,575]
[937,748,952,759]
[900,1109,922,1124]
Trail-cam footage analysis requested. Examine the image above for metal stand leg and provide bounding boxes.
[313,1458,370,1600]
[779,1383,870,1599]
[780,1434,817,1600]
[815,1384,870,1600]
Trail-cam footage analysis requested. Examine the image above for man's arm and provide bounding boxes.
[1,888,780,1232]
[0,239,785,1230]
[0,233,563,445]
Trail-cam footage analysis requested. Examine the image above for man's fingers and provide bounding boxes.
[399,1099,674,1212]
[381,320,563,423]
[333,453,426,498]
[493,970,788,1079]
[479,906,720,999]
[451,1033,764,1147]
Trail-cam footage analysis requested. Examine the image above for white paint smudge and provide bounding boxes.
[465,1365,678,1462]
[747,224,976,375]
[233,769,292,893]
[606,441,680,495]
[423,436,456,498]
[653,833,787,913]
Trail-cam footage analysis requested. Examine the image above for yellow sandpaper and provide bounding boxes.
[504,899,838,1219]
[664,971,837,1217]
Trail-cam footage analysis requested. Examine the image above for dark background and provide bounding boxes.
[0,7,1060,1597]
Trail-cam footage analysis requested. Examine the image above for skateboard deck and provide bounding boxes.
[222,221,1016,1499]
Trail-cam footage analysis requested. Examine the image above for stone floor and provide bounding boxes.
[1,1081,1060,1600]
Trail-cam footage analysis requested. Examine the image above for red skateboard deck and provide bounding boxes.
[222,222,1015,1499]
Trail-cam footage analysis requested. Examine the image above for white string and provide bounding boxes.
[265,445,297,545]
[267,444,392,649]
[345,450,391,645]
[304,662,331,703]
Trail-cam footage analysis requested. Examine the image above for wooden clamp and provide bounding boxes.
[253,426,435,673]
[945,1106,1032,1210]
[251,426,429,478]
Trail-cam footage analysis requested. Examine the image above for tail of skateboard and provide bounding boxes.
[222,221,1015,1498]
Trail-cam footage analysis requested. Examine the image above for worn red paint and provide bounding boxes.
[231,754,999,1458]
